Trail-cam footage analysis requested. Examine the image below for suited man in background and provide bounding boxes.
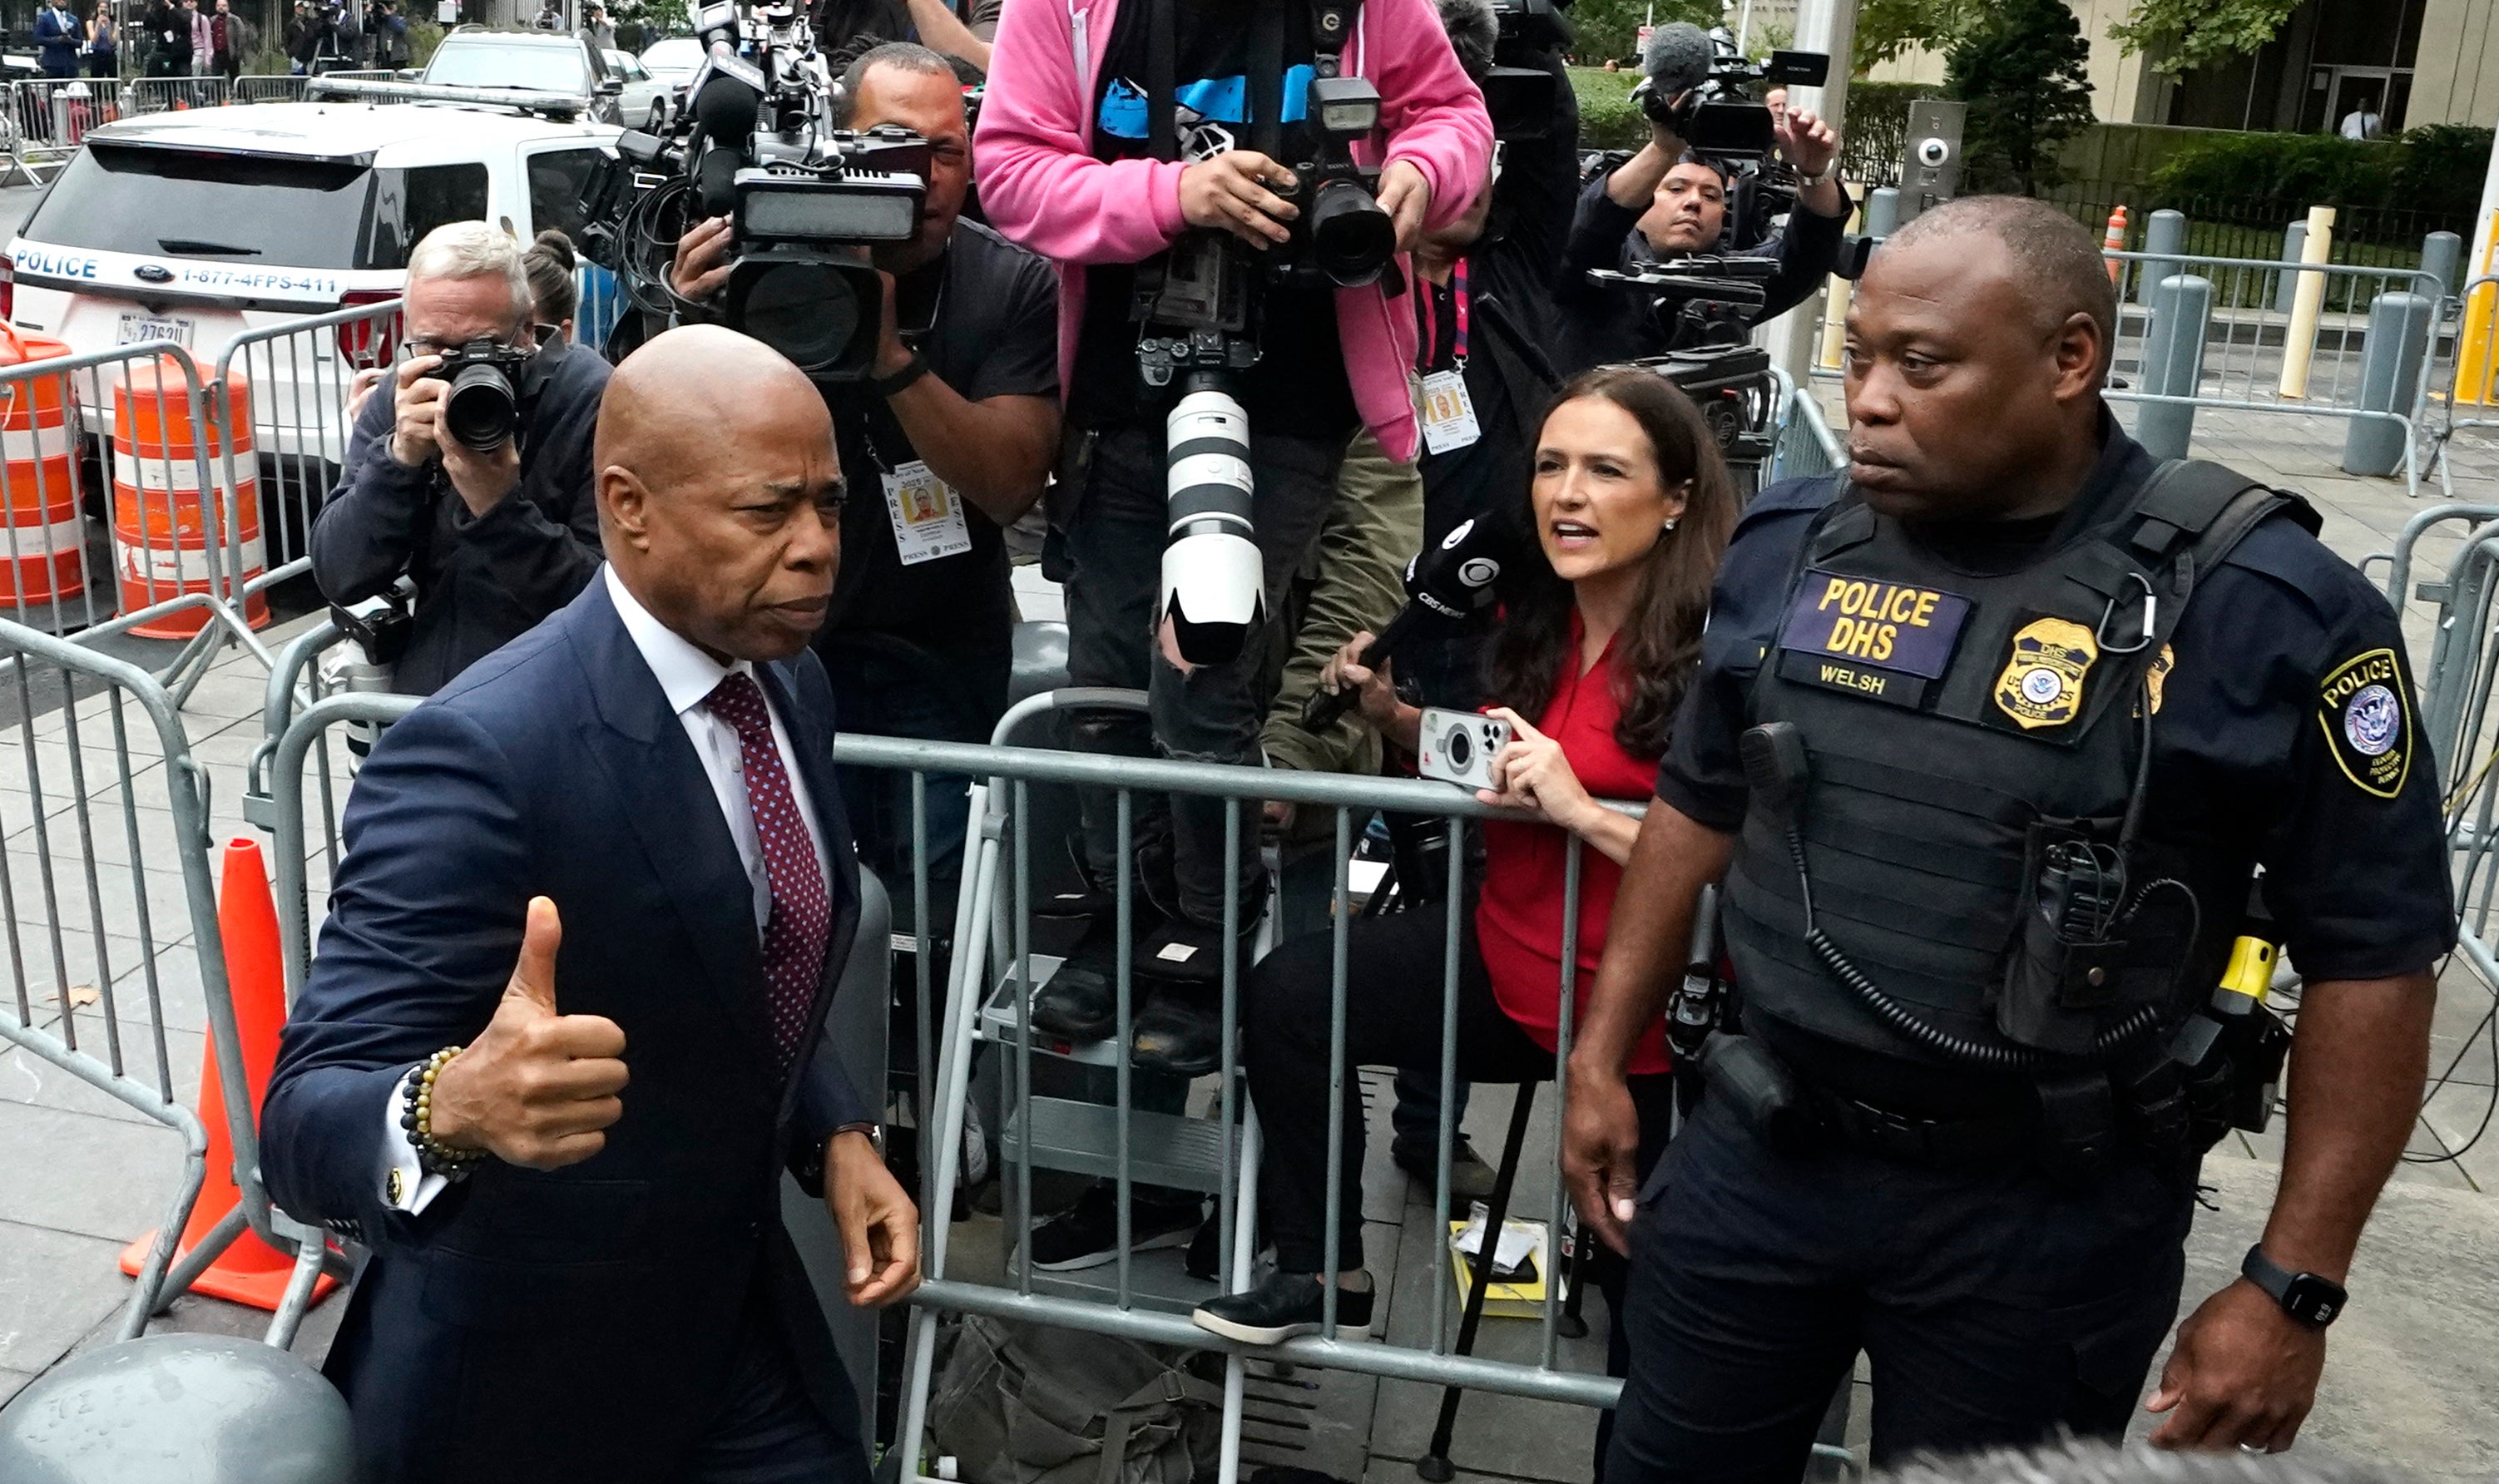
[261,324,919,1484]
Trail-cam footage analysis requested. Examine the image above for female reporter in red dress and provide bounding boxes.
[1190,367,1739,1368]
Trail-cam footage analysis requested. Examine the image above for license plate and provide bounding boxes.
[116,313,192,348]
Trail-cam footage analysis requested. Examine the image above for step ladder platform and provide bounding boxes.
[999,1094,1240,1193]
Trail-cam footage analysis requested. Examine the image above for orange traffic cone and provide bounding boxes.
[119,835,339,1311]
[2103,205,2129,283]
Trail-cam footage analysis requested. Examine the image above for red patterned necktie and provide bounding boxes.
[704,672,830,1069]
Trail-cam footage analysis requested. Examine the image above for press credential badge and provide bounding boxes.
[882,459,972,566]
[1419,370,1481,454]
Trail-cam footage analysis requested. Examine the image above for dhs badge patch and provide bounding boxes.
[1993,617,2099,730]
[2320,647,2411,799]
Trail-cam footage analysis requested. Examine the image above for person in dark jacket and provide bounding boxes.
[1554,97,1846,372]
[32,1,79,77]
[313,221,610,696]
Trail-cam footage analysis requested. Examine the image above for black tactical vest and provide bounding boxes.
[1720,461,2309,1072]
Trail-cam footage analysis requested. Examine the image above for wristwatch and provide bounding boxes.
[2240,1244,2346,1328]
[869,349,932,398]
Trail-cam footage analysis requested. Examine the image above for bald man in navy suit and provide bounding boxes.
[264,325,920,1484]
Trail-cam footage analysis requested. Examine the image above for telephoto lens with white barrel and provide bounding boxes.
[1160,375,1264,666]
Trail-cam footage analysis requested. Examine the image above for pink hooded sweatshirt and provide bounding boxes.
[973,0,1494,463]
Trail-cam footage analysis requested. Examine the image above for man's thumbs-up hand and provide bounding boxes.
[429,897,631,1170]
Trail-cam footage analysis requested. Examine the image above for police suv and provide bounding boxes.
[5,100,619,470]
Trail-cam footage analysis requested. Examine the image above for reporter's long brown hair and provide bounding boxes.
[1482,367,1739,758]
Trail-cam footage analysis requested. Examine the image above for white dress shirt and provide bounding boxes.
[381,565,830,1214]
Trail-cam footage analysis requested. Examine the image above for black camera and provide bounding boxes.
[424,339,536,452]
[1270,75,1395,292]
[578,0,930,380]
[1640,34,1829,160]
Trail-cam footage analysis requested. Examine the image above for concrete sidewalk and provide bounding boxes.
[4,401,2499,1484]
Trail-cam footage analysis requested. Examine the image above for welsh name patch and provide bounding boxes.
[2318,647,2411,799]
[1777,571,1972,705]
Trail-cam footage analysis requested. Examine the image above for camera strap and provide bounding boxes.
[1245,0,1285,159]
[1144,0,1176,162]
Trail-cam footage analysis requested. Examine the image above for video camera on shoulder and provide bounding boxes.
[577,0,930,380]
[1636,32,1827,161]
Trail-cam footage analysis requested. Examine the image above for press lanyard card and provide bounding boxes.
[881,458,972,566]
[1419,369,1481,454]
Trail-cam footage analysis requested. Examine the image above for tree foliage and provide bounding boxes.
[2110,0,2300,78]
[1851,0,1985,76]
[1943,0,2096,196]
[1564,0,1715,69]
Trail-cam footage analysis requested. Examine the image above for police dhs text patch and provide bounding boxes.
[1775,570,1972,708]
[2319,647,2412,799]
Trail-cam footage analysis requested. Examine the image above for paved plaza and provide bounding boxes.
[4,395,2499,1482]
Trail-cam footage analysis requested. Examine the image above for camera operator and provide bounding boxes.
[671,41,1059,925]
[974,0,1490,969]
[1556,89,1844,370]
[312,222,611,696]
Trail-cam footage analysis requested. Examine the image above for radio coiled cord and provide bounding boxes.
[1784,829,2164,1069]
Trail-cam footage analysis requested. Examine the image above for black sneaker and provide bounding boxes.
[1023,1182,1205,1272]
[1191,1269,1374,1345]
[1131,985,1225,1076]
[1137,913,1261,987]
[1393,1139,1499,1201]
[1028,964,1116,1041]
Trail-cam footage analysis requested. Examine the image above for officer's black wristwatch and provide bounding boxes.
[2240,1245,2346,1328]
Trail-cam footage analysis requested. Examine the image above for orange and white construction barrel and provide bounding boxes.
[111,357,268,639]
[0,324,87,610]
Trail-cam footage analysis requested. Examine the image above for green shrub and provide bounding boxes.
[2146,124,2492,217]
[1570,65,1642,151]
[408,18,440,65]
[1566,0,1714,69]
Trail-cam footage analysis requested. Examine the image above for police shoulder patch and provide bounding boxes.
[1993,617,2098,730]
[2318,647,2411,799]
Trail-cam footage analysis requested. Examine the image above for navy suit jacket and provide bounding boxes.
[262,574,873,1484]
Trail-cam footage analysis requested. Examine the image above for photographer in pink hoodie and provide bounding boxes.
[973,0,1490,998]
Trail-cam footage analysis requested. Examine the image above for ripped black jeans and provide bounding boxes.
[1061,421,1347,926]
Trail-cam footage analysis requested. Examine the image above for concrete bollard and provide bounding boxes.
[2274,220,2308,314]
[2342,290,2434,476]
[2279,205,2337,400]
[2422,230,2464,302]
[2138,273,2213,461]
[2138,209,2185,308]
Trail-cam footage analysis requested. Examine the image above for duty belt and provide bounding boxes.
[1811,1089,2036,1170]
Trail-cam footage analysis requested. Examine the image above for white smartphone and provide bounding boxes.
[1416,707,1513,790]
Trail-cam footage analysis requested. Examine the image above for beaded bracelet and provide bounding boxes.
[400,1046,487,1181]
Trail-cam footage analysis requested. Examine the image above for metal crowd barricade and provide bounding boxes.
[2092,249,2447,496]
[211,296,405,608]
[121,75,234,114]
[0,613,331,1346]
[1766,369,1843,485]
[2428,274,2499,503]
[0,343,273,700]
[854,689,1814,1484]
[233,73,313,105]
[5,77,121,183]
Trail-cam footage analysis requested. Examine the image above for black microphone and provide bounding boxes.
[1301,516,1512,733]
[1638,21,1714,104]
[691,72,762,216]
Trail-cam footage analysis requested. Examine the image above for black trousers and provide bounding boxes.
[1605,1088,2199,1483]
[674,1294,872,1484]
[1242,895,1675,1263]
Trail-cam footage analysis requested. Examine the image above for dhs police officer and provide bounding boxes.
[1562,196,2451,1477]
